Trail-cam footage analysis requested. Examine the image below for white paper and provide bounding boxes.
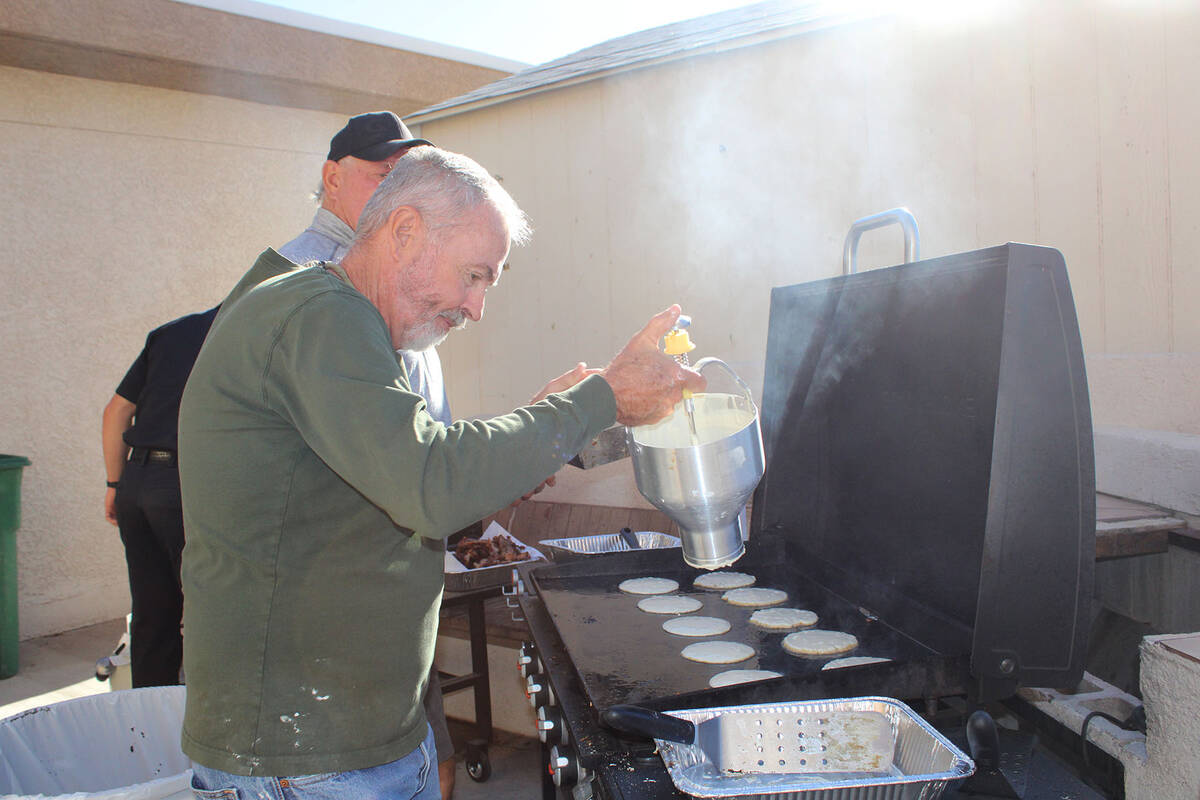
[443,520,545,574]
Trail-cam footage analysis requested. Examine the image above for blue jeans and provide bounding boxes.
[190,724,439,800]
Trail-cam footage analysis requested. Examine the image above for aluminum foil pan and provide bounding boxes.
[655,697,974,800]
[540,531,681,561]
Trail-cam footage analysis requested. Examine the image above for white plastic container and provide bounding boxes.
[0,686,191,799]
[94,614,132,693]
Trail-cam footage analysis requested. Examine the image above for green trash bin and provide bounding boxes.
[0,454,31,679]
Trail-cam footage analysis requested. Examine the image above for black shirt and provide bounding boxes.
[116,307,219,450]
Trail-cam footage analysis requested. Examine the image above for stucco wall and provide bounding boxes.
[414,0,1200,509]
[0,64,341,638]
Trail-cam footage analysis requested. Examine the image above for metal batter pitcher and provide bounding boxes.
[628,357,765,569]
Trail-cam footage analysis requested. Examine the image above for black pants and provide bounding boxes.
[115,459,185,687]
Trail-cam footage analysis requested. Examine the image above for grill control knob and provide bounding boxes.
[549,744,585,787]
[518,641,542,678]
[526,673,554,708]
[536,705,569,746]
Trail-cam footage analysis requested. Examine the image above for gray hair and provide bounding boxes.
[354,147,531,247]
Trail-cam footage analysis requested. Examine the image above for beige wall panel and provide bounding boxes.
[1095,2,1172,354]
[601,61,757,385]
[855,18,978,268]
[967,3,1038,250]
[757,27,872,286]
[741,25,874,285]
[0,63,327,157]
[1028,0,1105,353]
[0,65,342,638]
[1088,354,1200,434]
[494,92,565,414]
[1164,3,1200,352]
[516,82,620,400]
[463,105,530,414]
[601,65,713,324]
[503,90,598,410]
[558,81,619,368]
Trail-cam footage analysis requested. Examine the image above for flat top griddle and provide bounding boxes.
[529,548,953,711]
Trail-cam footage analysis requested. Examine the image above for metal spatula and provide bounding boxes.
[602,704,896,775]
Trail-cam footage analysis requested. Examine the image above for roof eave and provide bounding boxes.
[406,7,878,125]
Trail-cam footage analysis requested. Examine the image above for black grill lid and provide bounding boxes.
[752,243,1094,700]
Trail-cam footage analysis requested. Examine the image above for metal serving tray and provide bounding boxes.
[444,524,545,591]
[540,531,680,561]
[655,697,973,800]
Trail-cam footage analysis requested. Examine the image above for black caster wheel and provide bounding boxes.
[464,746,491,782]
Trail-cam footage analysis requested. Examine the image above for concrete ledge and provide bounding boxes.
[1094,426,1200,516]
[1017,673,1147,773]
[1127,634,1200,800]
[1021,634,1200,799]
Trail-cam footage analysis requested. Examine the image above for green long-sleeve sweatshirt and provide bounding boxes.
[178,250,615,776]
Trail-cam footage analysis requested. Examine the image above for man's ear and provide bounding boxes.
[386,206,423,259]
[321,160,340,199]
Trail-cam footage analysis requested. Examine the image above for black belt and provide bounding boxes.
[128,447,177,466]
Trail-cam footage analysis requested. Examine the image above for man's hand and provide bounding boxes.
[601,305,706,427]
[531,361,600,404]
[516,362,604,506]
[101,393,136,528]
[104,488,119,526]
[509,474,554,508]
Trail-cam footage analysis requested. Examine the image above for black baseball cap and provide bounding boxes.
[326,111,433,162]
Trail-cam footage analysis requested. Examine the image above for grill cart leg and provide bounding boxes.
[439,587,499,781]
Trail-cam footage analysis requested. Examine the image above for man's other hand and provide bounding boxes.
[531,361,600,404]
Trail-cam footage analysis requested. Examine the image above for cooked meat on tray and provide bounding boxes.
[452,533,531,569]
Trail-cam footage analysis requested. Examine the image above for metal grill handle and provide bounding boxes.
[692,357,756,407]
[842,207,920,275]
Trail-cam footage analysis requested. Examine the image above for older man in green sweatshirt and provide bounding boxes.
[177,145,702,799]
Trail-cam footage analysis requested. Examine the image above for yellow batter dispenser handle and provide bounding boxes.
[663,327,696,357]
[663,316,697,404]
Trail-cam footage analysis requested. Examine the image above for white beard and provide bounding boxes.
[399,309,466,351]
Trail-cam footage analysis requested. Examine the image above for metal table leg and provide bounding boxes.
[440,587,500,782]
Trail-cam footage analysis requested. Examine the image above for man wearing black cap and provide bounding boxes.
[279,111,450,426]
[279,111,432,265]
